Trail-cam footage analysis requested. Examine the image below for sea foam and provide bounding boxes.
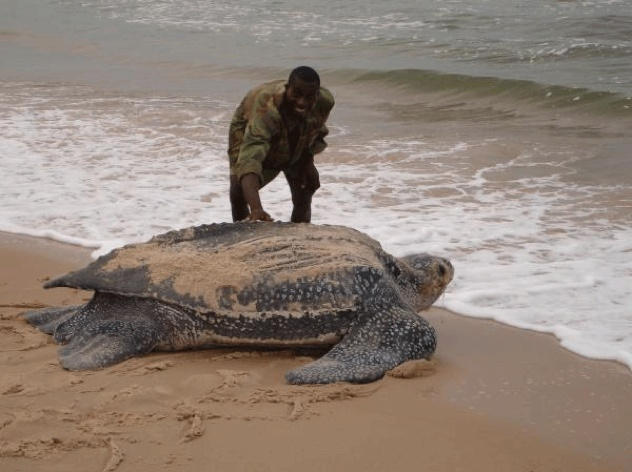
[1,82,631,370]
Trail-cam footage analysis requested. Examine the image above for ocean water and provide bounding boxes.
[1,0,631,368]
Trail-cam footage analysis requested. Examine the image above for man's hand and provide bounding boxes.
[247,208,273,222]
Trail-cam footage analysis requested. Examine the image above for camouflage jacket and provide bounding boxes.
[228,80,334,184]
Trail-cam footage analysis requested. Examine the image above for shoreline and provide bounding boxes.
[1,231,630,471]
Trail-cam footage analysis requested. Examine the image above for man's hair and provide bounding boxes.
[288,66,320,86]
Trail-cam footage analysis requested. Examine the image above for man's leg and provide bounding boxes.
[229,174,249,222]
[285,161,320,223]
[290,186,312,223]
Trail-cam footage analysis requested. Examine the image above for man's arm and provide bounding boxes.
[240,173,272,221]
[233,95,280,221]
[310,87,334,156]
[310,124,329,155]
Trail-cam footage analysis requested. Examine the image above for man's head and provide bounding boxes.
[284,66,321,118]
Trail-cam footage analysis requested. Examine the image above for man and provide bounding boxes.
[228,66,334,223]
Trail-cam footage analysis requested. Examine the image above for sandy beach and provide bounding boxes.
[0,231,630,472]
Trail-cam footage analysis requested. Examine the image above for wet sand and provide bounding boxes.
[0,231,630,472]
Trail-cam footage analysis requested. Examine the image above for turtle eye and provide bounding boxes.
[438,264,446,277]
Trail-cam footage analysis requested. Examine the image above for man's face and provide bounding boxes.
[284,78,319,118]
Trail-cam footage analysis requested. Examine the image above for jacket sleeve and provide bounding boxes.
[233,95,280,183]
[309,87,335,156]
[310,124,329,155]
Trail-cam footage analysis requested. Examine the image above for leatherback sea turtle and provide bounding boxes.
[25,222,453,384]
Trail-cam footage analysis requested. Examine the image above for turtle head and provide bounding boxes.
[401,254,454,310]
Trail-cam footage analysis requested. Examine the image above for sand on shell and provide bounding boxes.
[1,231,630,472]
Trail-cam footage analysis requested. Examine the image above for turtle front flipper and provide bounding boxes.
[24,305,85,335]
[285,344,399,384]
[285,304,437,385]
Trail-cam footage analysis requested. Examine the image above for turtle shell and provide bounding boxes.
[46,222,390,315]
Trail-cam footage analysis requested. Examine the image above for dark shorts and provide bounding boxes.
[229,154,320,193]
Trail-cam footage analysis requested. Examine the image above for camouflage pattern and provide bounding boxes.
[228,80,334,185]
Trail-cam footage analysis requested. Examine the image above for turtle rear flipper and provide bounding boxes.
[24,305,85,335]
[55,293,166,370]
[285,306,436,384]
[59,317,159,370]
